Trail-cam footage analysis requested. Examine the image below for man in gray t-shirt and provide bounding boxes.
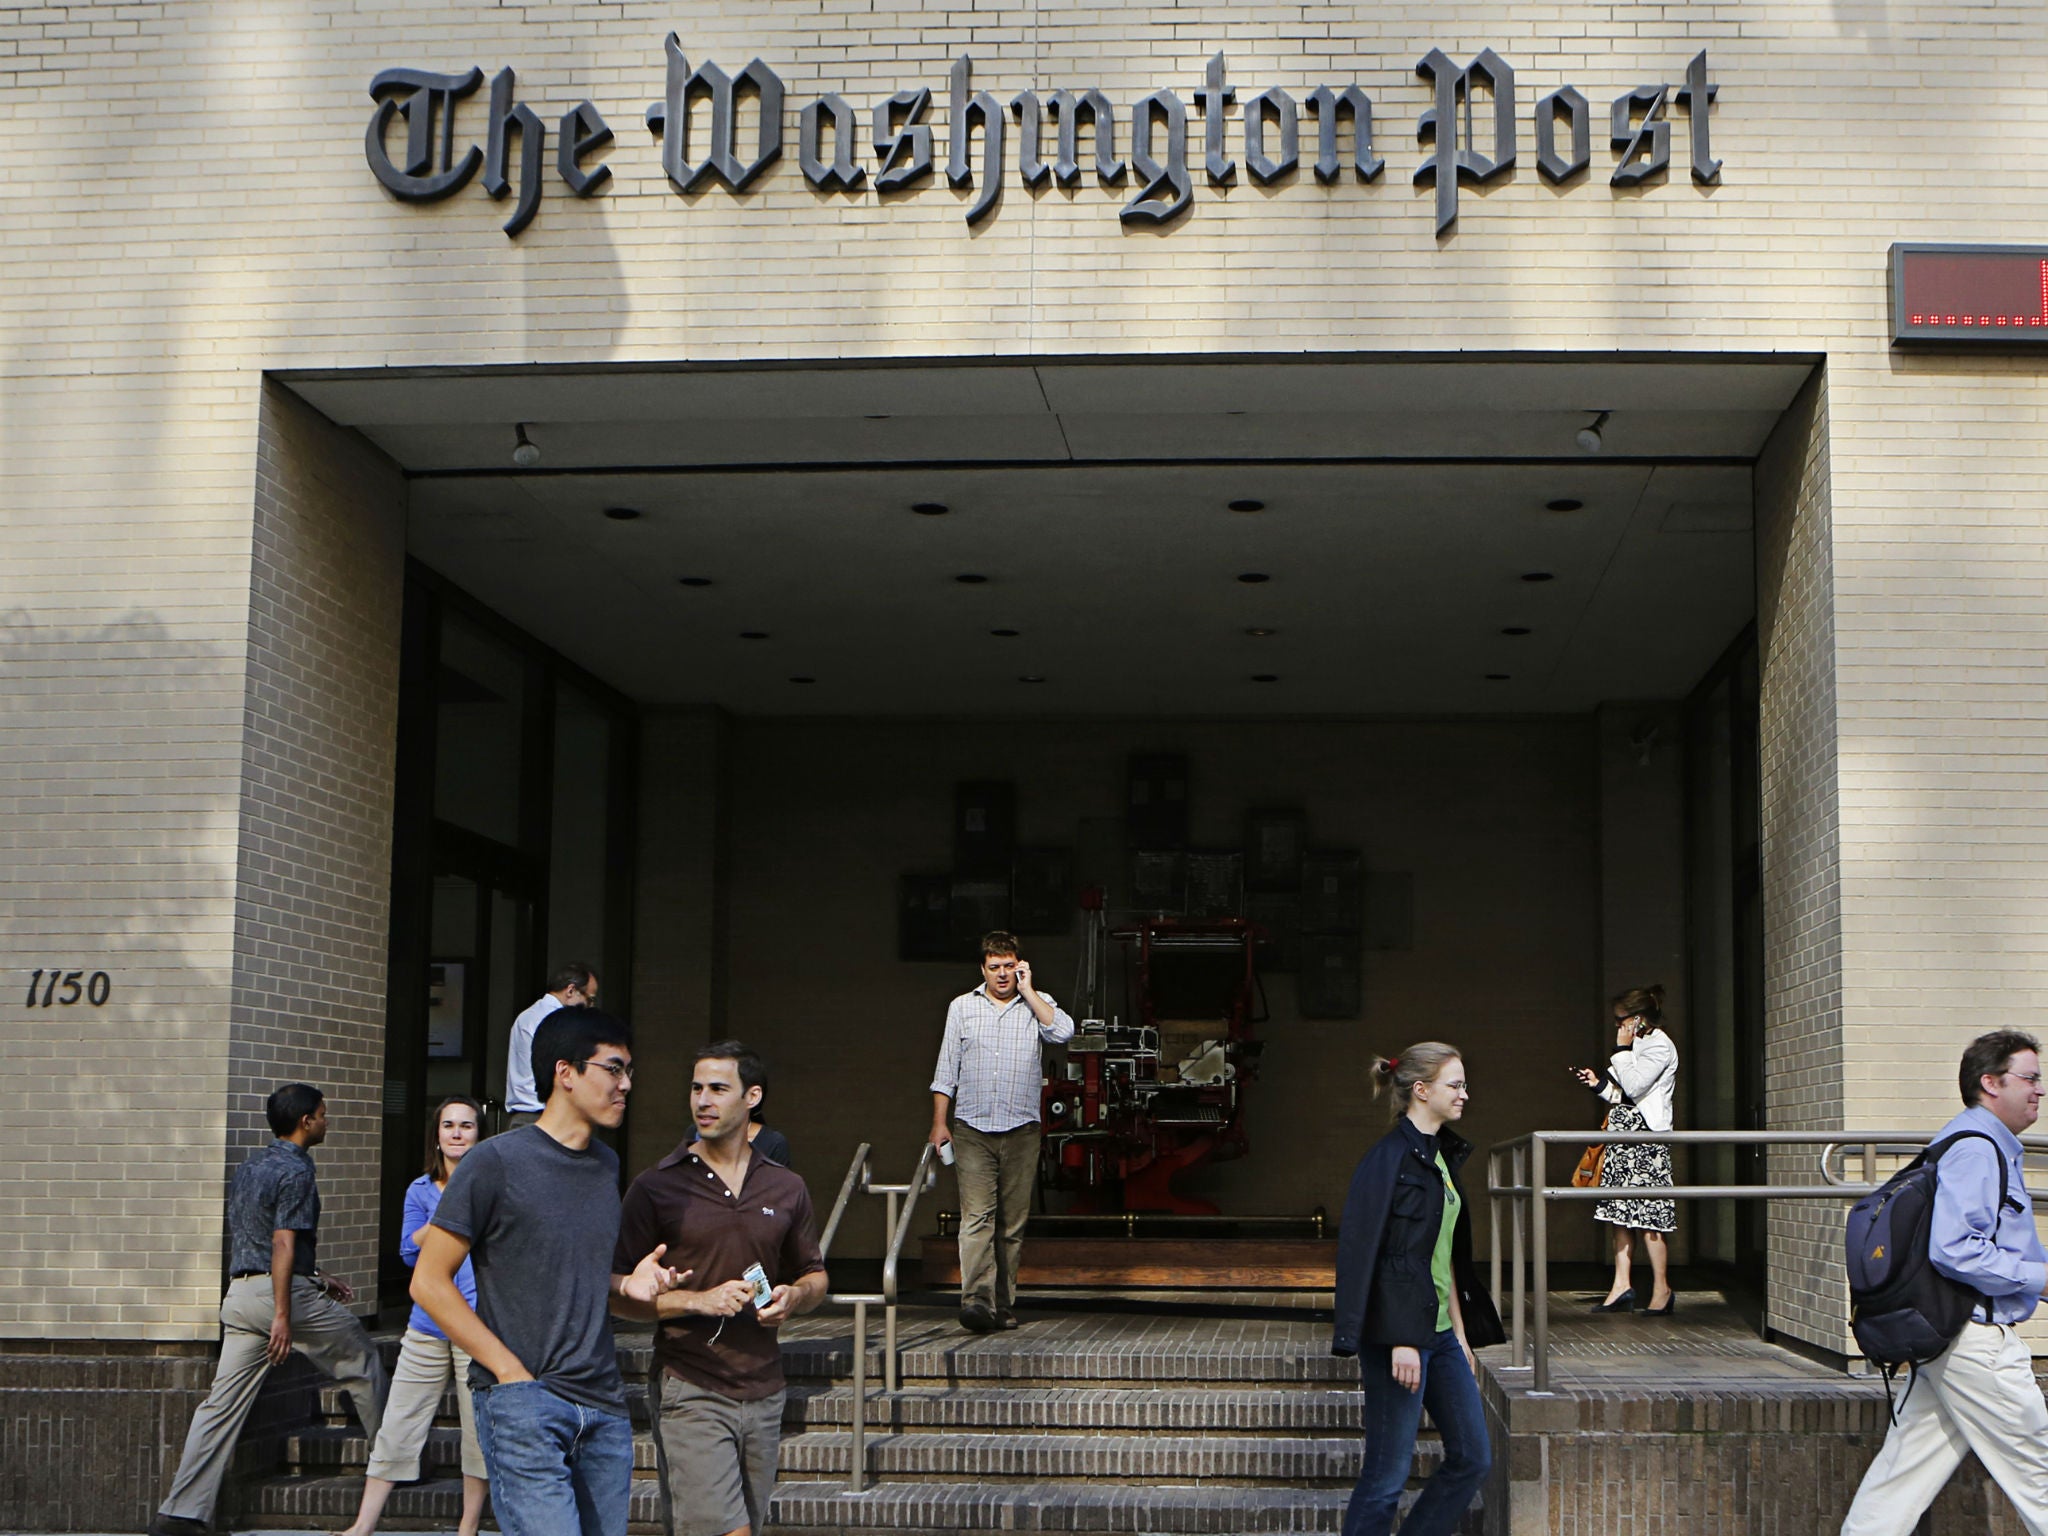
[434,1122,629,1411]
[415,1008,683,1536]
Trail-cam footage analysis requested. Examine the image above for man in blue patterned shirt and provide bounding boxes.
[929,931,1074,1333]
[152,1084,387,1536]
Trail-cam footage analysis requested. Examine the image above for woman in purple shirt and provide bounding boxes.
[337,1097,488,1536]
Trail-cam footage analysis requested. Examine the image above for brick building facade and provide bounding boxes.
[3,0,2045,1516]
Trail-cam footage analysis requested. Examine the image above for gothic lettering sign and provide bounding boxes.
[364,42,1719,238]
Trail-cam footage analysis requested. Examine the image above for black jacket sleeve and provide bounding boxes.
[1332,1135,1398,1357]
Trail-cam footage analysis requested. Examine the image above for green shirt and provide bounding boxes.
[1431,1149,1460,1333]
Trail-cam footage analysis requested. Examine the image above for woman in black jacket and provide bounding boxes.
[1332,1041,1505,1536]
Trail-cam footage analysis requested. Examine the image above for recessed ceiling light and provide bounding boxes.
[677,576,714,587]
[1244,627,1277,637]
[740,631,770,640]
[1237,572,1271,584]
[1251,674,1279,683]
[1019,674,1046,683]
[1545,498,1584,513]
[954,573,989,584]
[912,502,949,516]
[602,506,643,521]
[1485,673,1512,681]
[789,676,816,684]
[1228,499,1266,513]
[990,628,1020,637]
[1519,571,1555,583]
[1500,626,1532,636]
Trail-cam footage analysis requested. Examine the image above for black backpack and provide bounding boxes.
[1846,1129,2006,1410]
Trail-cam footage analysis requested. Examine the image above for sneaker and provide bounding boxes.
[959,1302,1000,1334]
[997,1309,1020,1329]
[148,1516,209,1536]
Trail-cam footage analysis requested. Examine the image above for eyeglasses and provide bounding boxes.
[580,1057,634,1085]
[2005,1071,2043,1086]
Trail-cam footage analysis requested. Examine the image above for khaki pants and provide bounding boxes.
[649,1370,784,1536]
[159,1274,388,1523]
[952,1121,1040,1313]
[1841,1321,2048,1535]
[366,1326,485,1481]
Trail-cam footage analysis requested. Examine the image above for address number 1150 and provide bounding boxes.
[24,969,112,1007]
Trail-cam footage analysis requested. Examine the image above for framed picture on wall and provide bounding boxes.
[427,961,466,1058]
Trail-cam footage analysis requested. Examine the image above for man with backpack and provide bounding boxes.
[1842,1029,2048,1535]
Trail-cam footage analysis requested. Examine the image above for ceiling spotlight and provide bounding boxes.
[912,502,949,516]
[1250,674,1280,683]
[1244,627,1277,637]
[1228,499,1266,513]
[954,573,989,584]
[1574,410,1611,454]
[990,628,1020,638]
[1545,498,1584,513]
[511,423,541,468]
[602,506,642,521]
[1237,572,1271,584]
[1019,674,1047,684]
[740,631,770,640]
[1500,626,1532,637]
[1520,571,1556,583]
[677,576,714,587]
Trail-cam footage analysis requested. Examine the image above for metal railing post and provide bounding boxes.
[1488,1147,1501,1312]
[1530,1134,1550,1394]
[849,1298,868,1492]
[1510,1142,1526,1369]
[883,1189,900,1394]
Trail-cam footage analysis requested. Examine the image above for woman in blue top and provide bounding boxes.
[337,1096,488,1536]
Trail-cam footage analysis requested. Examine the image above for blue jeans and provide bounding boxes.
[472,1379,634,1536]
[1344,1329,1492,1536]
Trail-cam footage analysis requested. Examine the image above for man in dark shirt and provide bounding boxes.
[151,1084,387,1536]
[414,1007,685,1536]
[615,1041,827,1536]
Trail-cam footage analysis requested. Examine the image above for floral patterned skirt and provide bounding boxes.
[1593,1103,1676,1233]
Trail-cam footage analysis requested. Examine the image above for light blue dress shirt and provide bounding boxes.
[1928,1104,2048,1325]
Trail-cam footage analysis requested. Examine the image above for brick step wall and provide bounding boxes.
[245,1315,1483,1534]
[248,1472,1449,1533]
[290,1421,1410,1483]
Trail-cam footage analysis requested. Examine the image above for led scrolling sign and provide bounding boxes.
[364,42,1721,238]
[1890,245,2048,346]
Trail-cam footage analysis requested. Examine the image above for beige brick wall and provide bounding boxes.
[6,0,2048,1343]
[230,381,406,1309]
[1754,370,1848,1348]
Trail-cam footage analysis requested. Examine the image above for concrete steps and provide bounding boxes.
[238,1309,1477,1535]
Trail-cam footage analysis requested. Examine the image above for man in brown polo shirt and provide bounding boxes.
[613,1040,827,1536]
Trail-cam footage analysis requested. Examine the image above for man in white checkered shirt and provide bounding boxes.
[929,930,1075,1333]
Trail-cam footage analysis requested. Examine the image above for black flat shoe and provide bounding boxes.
[1592,1289,1636,1313]
[1639,1295,1677,1317]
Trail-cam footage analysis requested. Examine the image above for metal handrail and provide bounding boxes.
[813,1140,939,1492]
[1485,1128,2048,1394]
[819,1140,872,1261]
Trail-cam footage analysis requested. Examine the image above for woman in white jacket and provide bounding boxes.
[1572,985,1678,1316]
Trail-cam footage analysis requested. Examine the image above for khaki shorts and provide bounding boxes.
[650,1371,785,1536]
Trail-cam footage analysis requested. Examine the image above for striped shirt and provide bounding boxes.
[930,985,1076,1133]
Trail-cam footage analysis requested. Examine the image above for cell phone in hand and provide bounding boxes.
[743,1262,773,1310]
